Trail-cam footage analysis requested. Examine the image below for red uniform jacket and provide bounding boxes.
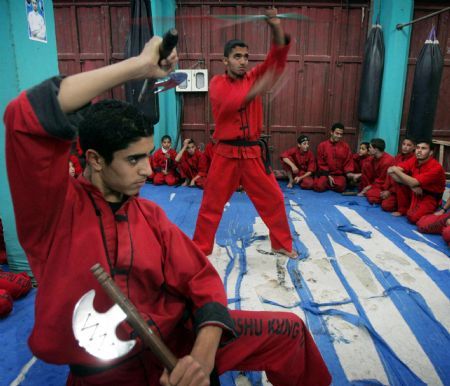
[5,78,235,366]
[316,140,353,176]
[383,152,415,191]
[152,148,178,173]
[280,147,316,175]
[179,150,208,180]
[210,43,290,160]
[363,152,395,188]
[352,153,370,174]
[397,156,446,199]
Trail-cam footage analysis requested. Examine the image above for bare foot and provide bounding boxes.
[391,211,403,217]
[357,192,365,197]
[272,248,299,259]
[287,182,293,189]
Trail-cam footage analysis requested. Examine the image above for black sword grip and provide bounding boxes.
[158,28,178,64]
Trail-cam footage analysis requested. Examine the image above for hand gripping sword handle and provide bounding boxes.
[138,28,179,103]
[91,263,178,371]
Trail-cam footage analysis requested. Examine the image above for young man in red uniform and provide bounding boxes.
[313,122,354,193]
[380,138,416,214]
[152,135,179,185]
[193,9,296,258]
[176,138,208,188]
[280,135,315,189]
[357,138,394,204]
[417,200,450,247]
[387,140,446,224]
[5,36,331,386]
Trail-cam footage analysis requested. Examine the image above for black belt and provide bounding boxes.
[422,190,443,201]
[220,139,272,174]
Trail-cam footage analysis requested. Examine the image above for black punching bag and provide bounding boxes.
[406,27,443,142]
[358,23,385,124]
[124,0,159,124]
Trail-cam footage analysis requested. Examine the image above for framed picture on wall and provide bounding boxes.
[25,0,47,43]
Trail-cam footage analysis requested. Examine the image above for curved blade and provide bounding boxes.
[72,290,136,360]
[153,72,188,94]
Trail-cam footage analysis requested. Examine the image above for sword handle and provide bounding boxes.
[138,28,179,103]
[91,263,178,371]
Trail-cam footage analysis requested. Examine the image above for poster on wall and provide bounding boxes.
[25,0,47,43]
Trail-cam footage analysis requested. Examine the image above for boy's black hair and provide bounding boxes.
[360,142,370,150]
[161,135,172,143]
[403,137,416,145]
[331,122,345,132]
[79,100,153,165]
[370,138,386,152]
[224,39,248,57]
[297,135,309,144]
[415,139,434,151]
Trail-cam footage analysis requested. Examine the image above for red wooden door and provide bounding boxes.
[53,0,131,100]
[176,1,369,169]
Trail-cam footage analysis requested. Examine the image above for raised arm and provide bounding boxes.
[58,37,176,113]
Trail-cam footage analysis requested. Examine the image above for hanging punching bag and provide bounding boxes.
[358,23,385,124]
[124,0,159,124]
[406,27,443,142]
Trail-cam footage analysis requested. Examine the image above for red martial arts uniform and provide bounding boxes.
[417,212,450,247]
[178,149,208,188]
[5,78,331,386]
[381,153,415,213]
[313,140,353,193]
[152,148,179,185]
[394,156,446,223]
[280,147,316,189]
[204,141,216,173]
[193,43,294,256]
[361,153,395,204]
[69,154,83,177]
[352,153,370,174]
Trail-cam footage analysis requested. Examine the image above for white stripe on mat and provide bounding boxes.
[10,356,37,386]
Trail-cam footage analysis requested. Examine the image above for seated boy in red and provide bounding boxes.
[280,135,315,189]
[358,138,394,203]
[176,138,208,188]
[346,142,370,186]
[152,135,179,186]
[387,140,446,224]
[380,138,416,214]
[417,200,450,246]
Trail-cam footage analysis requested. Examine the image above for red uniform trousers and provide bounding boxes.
[66,310,331,386]
[296,175,314,190]
[402,192,441,224]
[416,212,450,246]
[193,154,293,256]
[366,187,383,204]
[153,172,179,186]
[281,164,314,190]
[381,182,411,214]
[313,175,347,193]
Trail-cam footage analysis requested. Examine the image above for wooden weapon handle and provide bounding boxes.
[91,263,178,371]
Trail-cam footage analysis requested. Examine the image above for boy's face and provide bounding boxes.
[368,144,377,155]
[298,140,309,152]
[415,143,432,162]
[100,136,154,201]
[161,138,171,151]
[187,142,197,155]
[330,128,344,142]
[224,46,249,79]
[359,144,368,156]
[401,139,415,155]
